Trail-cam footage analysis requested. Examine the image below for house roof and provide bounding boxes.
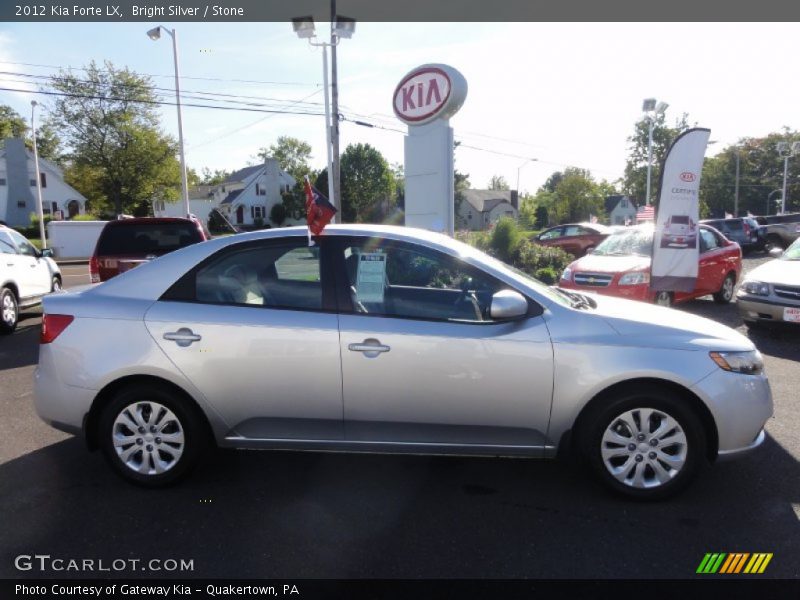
[220,189,243,205]
[188,185,214,200]
[462,189,514,213]
[222,165,262,184]
[605,194,637,213]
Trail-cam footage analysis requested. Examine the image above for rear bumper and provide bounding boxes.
[34,344,96,436]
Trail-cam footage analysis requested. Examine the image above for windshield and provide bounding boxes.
[593,228,654,257]
[783,238,800,260]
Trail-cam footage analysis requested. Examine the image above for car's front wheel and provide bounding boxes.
[98,384,208,487]
[653,291,673,307]
[0,287,18,334]
[581,388,706,500]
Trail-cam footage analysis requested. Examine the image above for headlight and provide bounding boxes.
[741,280,769,296]
[618,272,650,285]
[709,350,764,375]
[561,268,572,281]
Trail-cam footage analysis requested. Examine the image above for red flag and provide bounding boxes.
[304,176,337,236]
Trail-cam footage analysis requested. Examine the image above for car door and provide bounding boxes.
[697,228,725,296]
[144,236,344,441]
[6,229,51,298]
[0,230,23,292]
[333,236,553,450]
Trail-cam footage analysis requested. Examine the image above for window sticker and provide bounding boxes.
[356,252,387,303]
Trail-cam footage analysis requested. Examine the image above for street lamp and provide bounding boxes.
[147,26,190,219]
[642,98,668,206]
[292,15,355,223]
[30,101,47,248]
[766,189,782,216]
[776,141,800,214]
[516,158,538,195]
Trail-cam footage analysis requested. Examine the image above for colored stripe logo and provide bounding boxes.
[697,553,773,574]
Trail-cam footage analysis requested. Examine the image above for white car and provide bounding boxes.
[34,225,772,499]
[0,224,62,333]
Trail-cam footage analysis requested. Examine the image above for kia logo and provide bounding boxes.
[680,172,696,182]
[393,68,452,123]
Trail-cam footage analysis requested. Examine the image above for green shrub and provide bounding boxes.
[270,203,287,226]
[488,217,521,263]
[514,238,573,280]
[70,213,99,221]
[534,267,559,285]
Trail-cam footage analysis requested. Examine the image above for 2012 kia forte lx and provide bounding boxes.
[34,225,772,499]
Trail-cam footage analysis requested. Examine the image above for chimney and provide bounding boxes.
[510,190,519,210]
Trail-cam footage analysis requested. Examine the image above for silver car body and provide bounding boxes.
[737,251,800,325]
[35,225,771,460]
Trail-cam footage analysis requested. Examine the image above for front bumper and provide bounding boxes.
[691,366,773,458]
[737,294,800,325]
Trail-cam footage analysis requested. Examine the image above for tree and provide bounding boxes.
[48,61,181,216]
[340,143,395,223]
[198,167,231,186]
[535,168,605,225]
[488,174,509,190]
[259,136,312,180]
[622,111,691,207]
[0,104,64,164]
[517,193,538,230]
[0,105,27,140]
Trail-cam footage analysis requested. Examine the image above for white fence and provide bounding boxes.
[46,220,108,259]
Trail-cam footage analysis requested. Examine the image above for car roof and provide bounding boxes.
[103,217,196,226]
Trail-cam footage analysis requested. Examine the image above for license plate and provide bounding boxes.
[784,307,800,323]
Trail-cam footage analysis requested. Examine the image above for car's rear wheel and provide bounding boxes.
[581,387,705,500]
[653,291,673,307]
[713,273,736,304]
[98,384,207,487]
[765,234,784,252]
[0,287,18,334]
[51,276,62,293]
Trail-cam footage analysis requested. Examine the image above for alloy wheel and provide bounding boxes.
[654,291,672,307]
[2,291,17,326]
[600,407,688,489]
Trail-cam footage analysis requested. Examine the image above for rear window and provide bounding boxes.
[97,222,203,255]
[726,219,743,230]
[670,216,690,224]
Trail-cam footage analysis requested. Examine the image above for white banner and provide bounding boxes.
[651,128,710,292]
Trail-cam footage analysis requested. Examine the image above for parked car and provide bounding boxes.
[532,223,611,257]
[35,225,771,499]
[560,224,741,307]
[0,224,61,333]
[755,213,800,251]
[660,215,697,249]
[737,237,800,327]
[700,217,763,253]
[90,217,209,283]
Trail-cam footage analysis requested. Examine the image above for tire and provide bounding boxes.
[580,386,706,500]
[98,384,208,487]
[51,276,62,293]
[583,246,595,256]
[0,287,18,334]
[653,291,673,307]
[765,235,784,252]
[713,273,736,304]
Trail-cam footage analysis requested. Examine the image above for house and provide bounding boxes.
[604,195,638,225]
[154,158,296,229]
[457,189,519,231]
[0,138,87,228]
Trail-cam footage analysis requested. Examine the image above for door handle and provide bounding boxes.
[348,338,390,357]
[163,328,202,347]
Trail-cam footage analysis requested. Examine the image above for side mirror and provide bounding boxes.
[769,247,783,258]
[490,289,528,320]
[40,248,54,258]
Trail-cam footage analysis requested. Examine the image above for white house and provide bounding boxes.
[0,138,87,228]
[604,195,638,225]
[153,158,296,229]
[457,189,519,231]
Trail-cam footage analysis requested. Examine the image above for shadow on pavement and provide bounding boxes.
[1,432,798,579]
[0,314,41,372]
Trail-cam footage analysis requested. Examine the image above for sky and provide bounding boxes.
[0,21,798,195]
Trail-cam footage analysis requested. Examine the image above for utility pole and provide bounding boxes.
[330,0,342,220]
[734,150,740,217]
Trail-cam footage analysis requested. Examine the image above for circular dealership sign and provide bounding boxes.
[393,64,467,126]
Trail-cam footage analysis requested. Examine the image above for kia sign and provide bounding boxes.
[393,64,467,126]
[680,172,697,182]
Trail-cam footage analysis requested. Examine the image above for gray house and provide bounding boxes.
[457,189,519,231]
[605,195,638,225]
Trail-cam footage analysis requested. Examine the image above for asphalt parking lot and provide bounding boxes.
[1,257,798,580]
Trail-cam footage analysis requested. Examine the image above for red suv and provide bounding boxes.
[559,224,741,307]
[532,223,610,257]
[90,217,209,283]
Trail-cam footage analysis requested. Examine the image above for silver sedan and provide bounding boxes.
[34,225,772,499]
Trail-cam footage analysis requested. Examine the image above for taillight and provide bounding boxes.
[743,222,750,236]
[89,255,100,283]
[41,314,74,344]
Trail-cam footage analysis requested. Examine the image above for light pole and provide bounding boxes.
[766,189,782,215]
[292,15,355,223]
[776,141,800,214]
[642,98,668,206]
[516,158,538,195]
[147,26,190,219]
[30,101,47,248]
